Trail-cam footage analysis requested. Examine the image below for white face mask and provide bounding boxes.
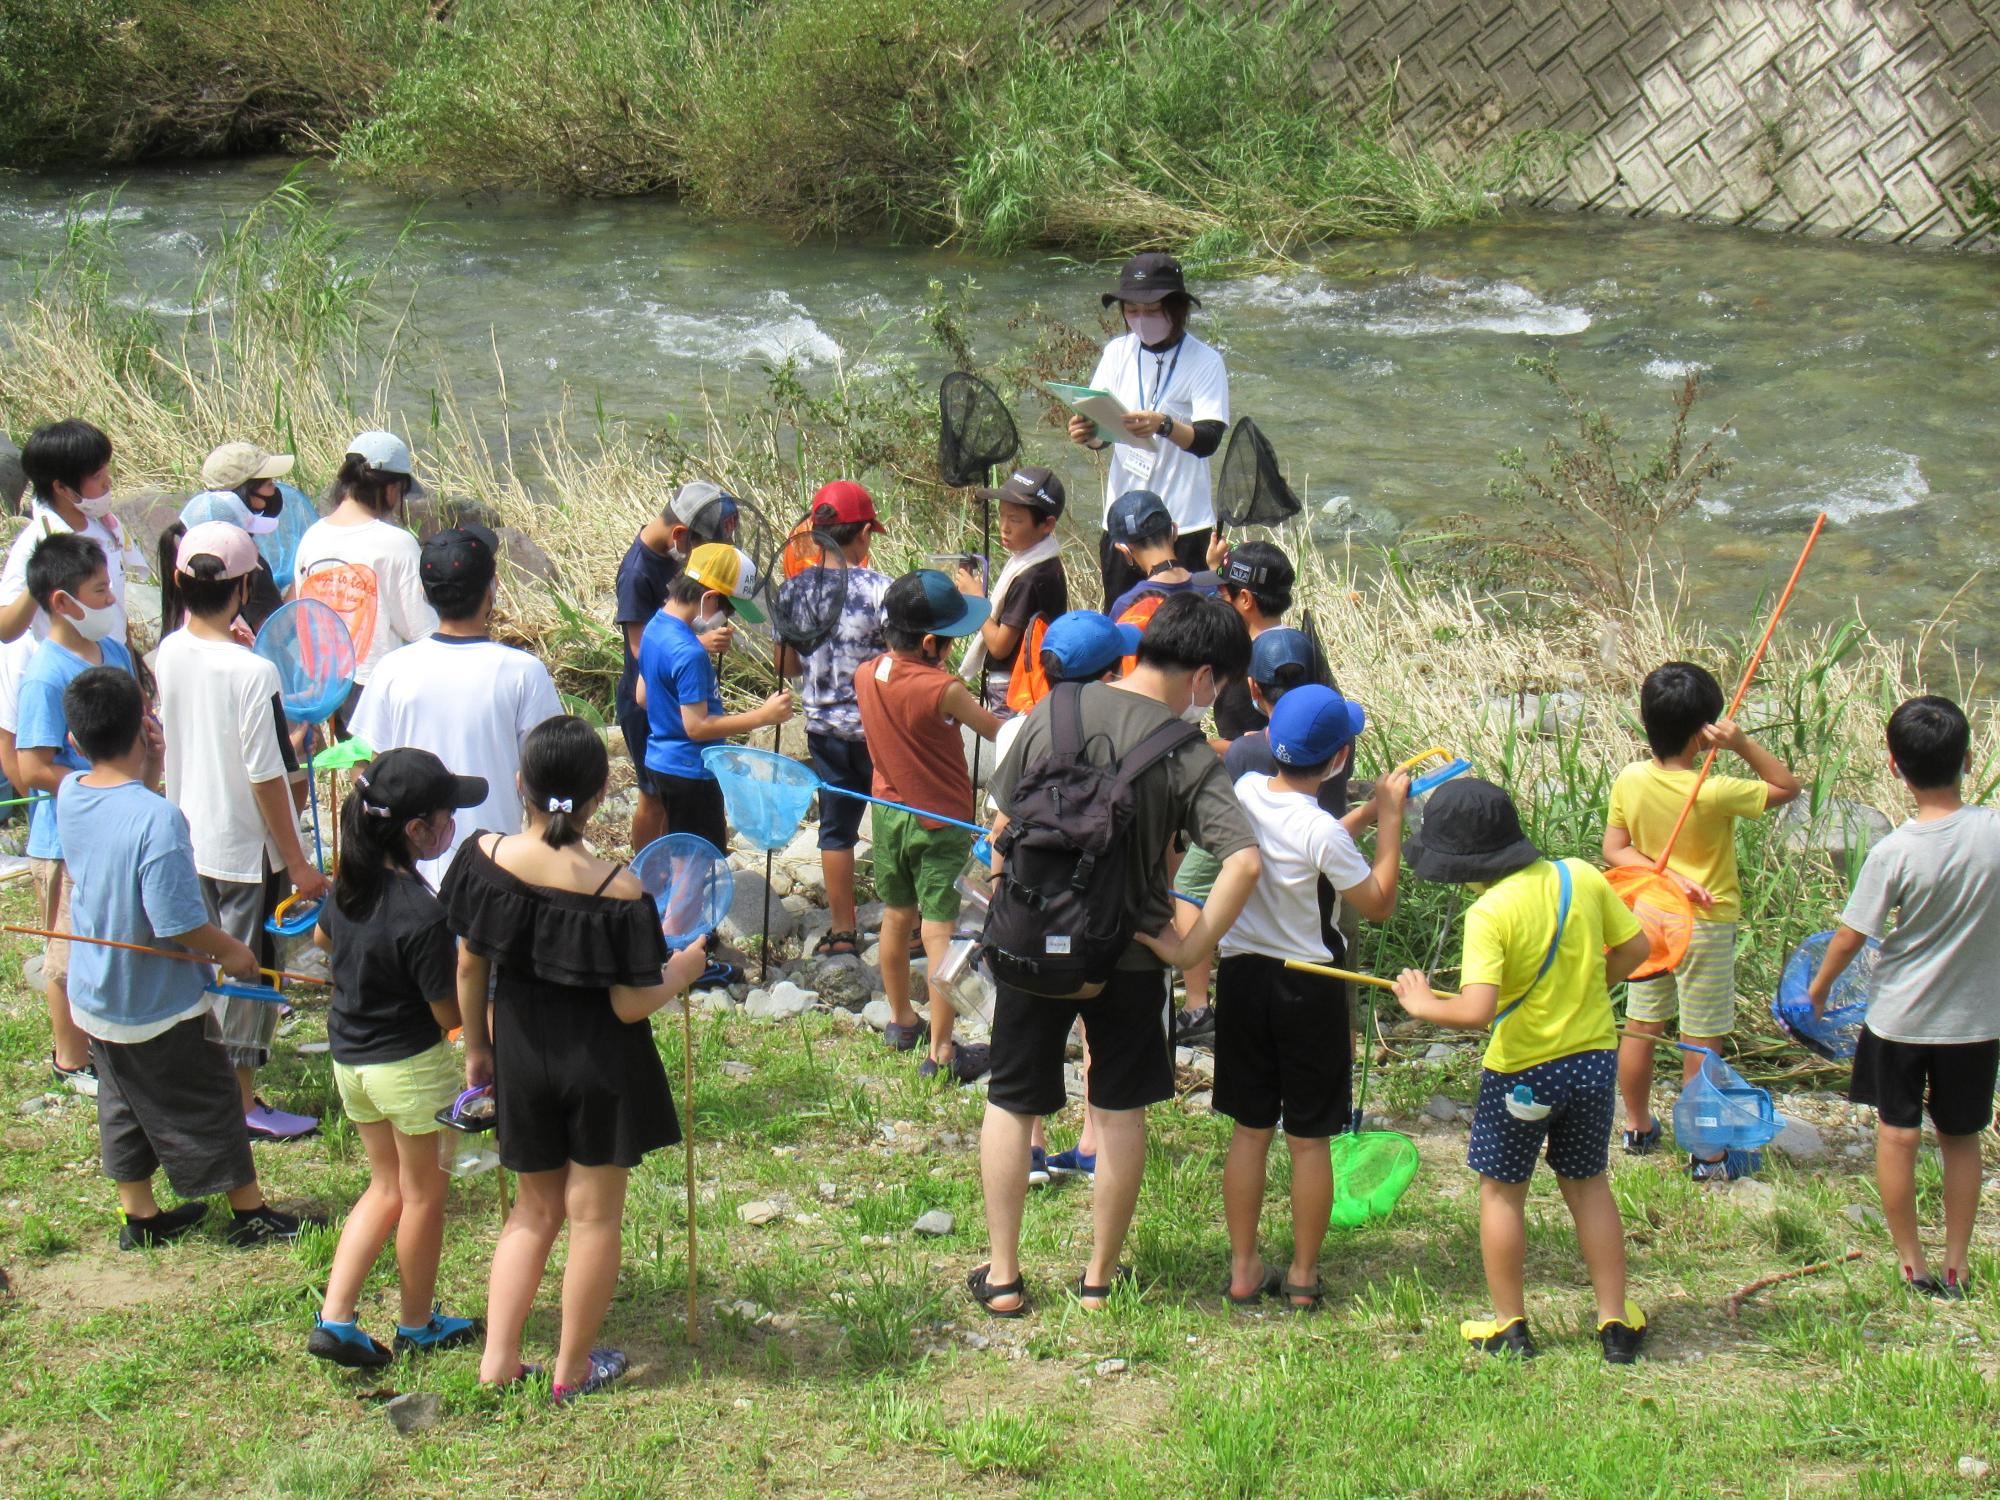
[1126,308,1173,346]
[70,598,122,642]
[1181,670,1216,724]
[76,489,115,520]
[693,609,730,639]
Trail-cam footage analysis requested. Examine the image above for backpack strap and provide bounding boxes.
[1048,680,1087,763]
[1491,859,1572,1031]
[1110,715,1205,799]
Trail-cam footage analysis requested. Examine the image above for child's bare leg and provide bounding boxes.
[1285,1134,1332,1300]
[1938,1130,1981,1282]
[48,979,88,1072]
[878,905,920,1030]
[1172,900,1210,1014]
[115,1179,162,1219]
[1680,1036,1723,1084]
[821,847,857,937]
[1875,1122,1928,1279]
[553,1163,629,1389]
[322,1120,402,1322]
[1075,1030,1097,1155]
[631,787,665,853]
[1555,1172,1628,1323]
[480,1166,566,1383]
[1223,1123,1274,1297]
[1617,1023,1664,1133]
[1478,1175,1533,1323]
[392,1125,450,1327]
[921,915,956,1064]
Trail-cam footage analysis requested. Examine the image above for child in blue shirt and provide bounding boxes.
[56,666,320,1250]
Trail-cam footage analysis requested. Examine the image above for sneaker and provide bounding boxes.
[883,1020,927,1053]
[307,1316,392,1369]
[1690,1150,1760,1183]
[1046,1147,1096,1178]
[1908,1268,1972,1300]
[950,1043,992,1083]
[551,1347,628,1405]
[1028,1147,1051,1188]
[1171,1006,1215,1046]
[226,1204,326,1248]
[1621,1122,1660,1156]
[917,1056,942,1080]
[52,1055,98,1098]
[1460,1314,1537,1359]
[245,1100,319,1141]
[394,1306,485,1355]
[1942,1269,1972,1301]
[117,1201,207,1250]
[1598,1301,1647,1365]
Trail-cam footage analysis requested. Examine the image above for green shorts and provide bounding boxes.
[332,1039,460,1137]
[1173,844,1222,904]
[871,803,972,923]
[1624,919,1738,1037]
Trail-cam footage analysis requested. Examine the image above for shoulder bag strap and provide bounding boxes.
[1492,858,1572,1031]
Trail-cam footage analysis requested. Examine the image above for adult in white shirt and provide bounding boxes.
[349,524,561,887]
[292,430,439,712]
[1067,253,1229,611]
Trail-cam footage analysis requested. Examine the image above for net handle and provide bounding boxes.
[817,783,988,838]
[1650,512,1826,873]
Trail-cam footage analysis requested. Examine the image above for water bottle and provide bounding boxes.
[1505,1084,1551,1122]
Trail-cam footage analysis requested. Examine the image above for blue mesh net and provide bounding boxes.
[1673,1051,1782,1157]
[1772,929,1878,1061]
[702,745,818,852]
[631,833,735,948]
[253,599,356,725]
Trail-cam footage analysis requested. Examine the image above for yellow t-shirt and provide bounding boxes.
[1463,858,1642,1073]
[1606,761,1770,922]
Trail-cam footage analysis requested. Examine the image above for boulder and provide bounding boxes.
[1778,798,1893,861]
[720,869,801,948]
[808,956,875,1011]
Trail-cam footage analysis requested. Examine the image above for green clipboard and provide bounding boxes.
[1042,381,1144,449]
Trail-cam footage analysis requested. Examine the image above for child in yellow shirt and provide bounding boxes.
[1603,662,1799,1178]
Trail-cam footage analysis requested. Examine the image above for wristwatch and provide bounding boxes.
[1157,415,1174,439]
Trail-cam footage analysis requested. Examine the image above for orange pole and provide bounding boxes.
[1651,512,1827,873]
[2,924,327,987]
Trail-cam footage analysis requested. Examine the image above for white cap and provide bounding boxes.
[179,489,279,536]
[346,430,425,496]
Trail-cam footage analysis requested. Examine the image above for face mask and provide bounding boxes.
[70,598,121,642]
[1181,670,1216,724]
[411,813,456,862]
[693,609,730,639]
[76,489,115,519]
[250,487,283,518]
[1127,309,1172,346]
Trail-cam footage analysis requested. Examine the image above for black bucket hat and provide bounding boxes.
[1402,777,1543,884]
[1102,252,1200,308]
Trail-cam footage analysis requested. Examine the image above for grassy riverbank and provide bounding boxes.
[1,0,1558,261]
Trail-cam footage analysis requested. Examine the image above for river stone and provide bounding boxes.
[1778,798,1893,860]
[746,981,814,1021]
[912,1209,954,1237]
[1958,1457,1991,1481]
[1770,1118,1826,1161]
[1842,1203,1885,1230]
[698,990,737,1015]
[809,956,875,1010]
[737,1200,783,1226]
[1721,1177,1777,1211]
[861,998,894,1032]
[720,870,800,948]
[1422,1094,1463,1122]
[0,435,25,507]
[385,1392,441,1437]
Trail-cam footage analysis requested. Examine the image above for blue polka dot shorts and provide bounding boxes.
[1467,1049,1618,1185]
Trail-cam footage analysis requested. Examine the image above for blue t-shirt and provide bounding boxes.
[613,533,680,718]
[17,635,134,861]
[56,775,211,1041]
[639,611,721,780]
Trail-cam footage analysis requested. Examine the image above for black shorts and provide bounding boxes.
[91,1017,256,1198]
[654,772,727,851]
[619,705,662,798]
[1212,954,1351,1137]
[807,731,871,851]
[1851,1027,1999,1135]
[986,966,1173,1117]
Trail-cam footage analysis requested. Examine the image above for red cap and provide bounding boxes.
[810,480,886,535]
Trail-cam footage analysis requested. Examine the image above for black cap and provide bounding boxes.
[354,747,488,824]
[1102,251,1198,308]
[975,464,1066,517]
[1401,778,1543,884]
[420,523,498,593]
[1106,489,1174,544]
[884,569,990,639]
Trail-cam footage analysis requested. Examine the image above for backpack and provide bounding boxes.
[1004,614,1053,713]
[984,681,1204,999]
[1112,592,1168,676]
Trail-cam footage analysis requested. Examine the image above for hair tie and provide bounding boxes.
[547,796,574,814]
[353,772,395,818]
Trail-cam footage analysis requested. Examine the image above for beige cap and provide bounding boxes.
[201,441,294,492]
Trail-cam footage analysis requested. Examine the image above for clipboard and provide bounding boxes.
[1042,381,1155,450]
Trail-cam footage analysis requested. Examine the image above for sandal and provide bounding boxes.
[1622,1122,1661,1156]
[1074,1265,1133,1309]
[1280,1279,1324,1312]
[967,1263,1030,1318]
[1221,1266,1281,1307]
[813,930,860,958]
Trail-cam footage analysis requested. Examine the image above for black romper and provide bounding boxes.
[441,835,679,1174]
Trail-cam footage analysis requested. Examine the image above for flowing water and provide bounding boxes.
[2,158,1995,646]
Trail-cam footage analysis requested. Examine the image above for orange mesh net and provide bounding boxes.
[1603,865,1695,980]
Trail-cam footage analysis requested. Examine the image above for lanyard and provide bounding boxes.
[1492,859,1572,1031]
[1134,336,1183,412]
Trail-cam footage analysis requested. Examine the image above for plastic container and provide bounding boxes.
[443,1139,500,1178]
[1673,1050,1782,1157]
[935,938,996,1027]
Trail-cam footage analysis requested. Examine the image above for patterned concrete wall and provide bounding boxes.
[1025,0,2000,248]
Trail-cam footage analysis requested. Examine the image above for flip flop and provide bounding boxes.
[1220,1266,1282,1307]
[967,1264,1030,1319]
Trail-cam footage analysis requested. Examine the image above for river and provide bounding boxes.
[2,157,1995,646]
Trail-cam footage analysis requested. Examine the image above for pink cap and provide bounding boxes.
[176,520,260,579]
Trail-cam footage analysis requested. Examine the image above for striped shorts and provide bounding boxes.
[1624,919,1737,1036]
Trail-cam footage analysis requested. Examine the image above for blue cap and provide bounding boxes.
[1268,683,1366,766]
[1041,610,1140,681]
[1250,627,1315,686]
[1106,489,1173,544]
[885,568,989,638]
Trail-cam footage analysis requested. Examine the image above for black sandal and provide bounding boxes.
[1074,1265,1133,1308]
[814,930,860,958]
[967,1264,1030,1319]
[1221,1266,1282,1307]
[1280,1279,1324,1312]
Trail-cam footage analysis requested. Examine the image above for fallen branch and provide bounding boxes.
[1725,1250,1863,1319]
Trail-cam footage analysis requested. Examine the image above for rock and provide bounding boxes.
[719,870,801,948]
[721,1060,754,1079]
[385,1392,441,1437]
[962,1331,990,1350]
[21,953,45,996]
[912,1210,955,1237]
[1842,1203,1885,1230]
[1721,1178,1777,1211]
[698,990,736,1015]
[1187,1053,1215,1082]
[1184,1090,1214,1112]
[1533,691,1584,736]
[1094,1358,1128,1377]
[1958,1457,1991,1481]
[861,942,881,967]
[1421,1094,1462,1123]
[809,956,875,1011]
[15,1094,59,1117]
[737,1200,783,1226]
[1843,1142,1867,1159]
[765,864,794,899]
[1063,1063,1085,1100]
[1770,1118,1826,1161]
[861,999,894,1032]
[855,900,886,935]
[818,1181,837,1200]
[1174,1046,1195,1068]
[0,435,25,507]
[745,981,815,1021]
[780,893,812,916]
[1423,1043,1456,1061]
[1778,798,1893,861]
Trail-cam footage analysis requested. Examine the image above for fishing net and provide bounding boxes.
[256,480,316,590]
[1215,416,1303,530]
[632,833,736,948]
[1328,995,1422,1228]
[938,372,1019,488]
[702,745,818,851]
[769,525,850,654]
[1673,1050,1781,1157]
[254,599,356,726]
[1603,865,1695,980]
[1772,930,1879,1061]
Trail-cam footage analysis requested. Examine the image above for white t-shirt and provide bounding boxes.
[156,629,291,883]
[0,632,33,736]
[348,633,563,886]
[1085,330,1230,532]
[1219,772,1370,965]
[0,506,135,726]
[292,516,438,684]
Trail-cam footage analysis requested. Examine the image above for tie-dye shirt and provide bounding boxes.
[800,565,890,740]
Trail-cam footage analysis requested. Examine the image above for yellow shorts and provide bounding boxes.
[332,1040,460,1136]
[1624,919,1737,1037]
[31,857,68,984]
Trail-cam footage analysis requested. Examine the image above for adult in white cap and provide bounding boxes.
[290,430,438,716]
[1066,252,1230,612]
